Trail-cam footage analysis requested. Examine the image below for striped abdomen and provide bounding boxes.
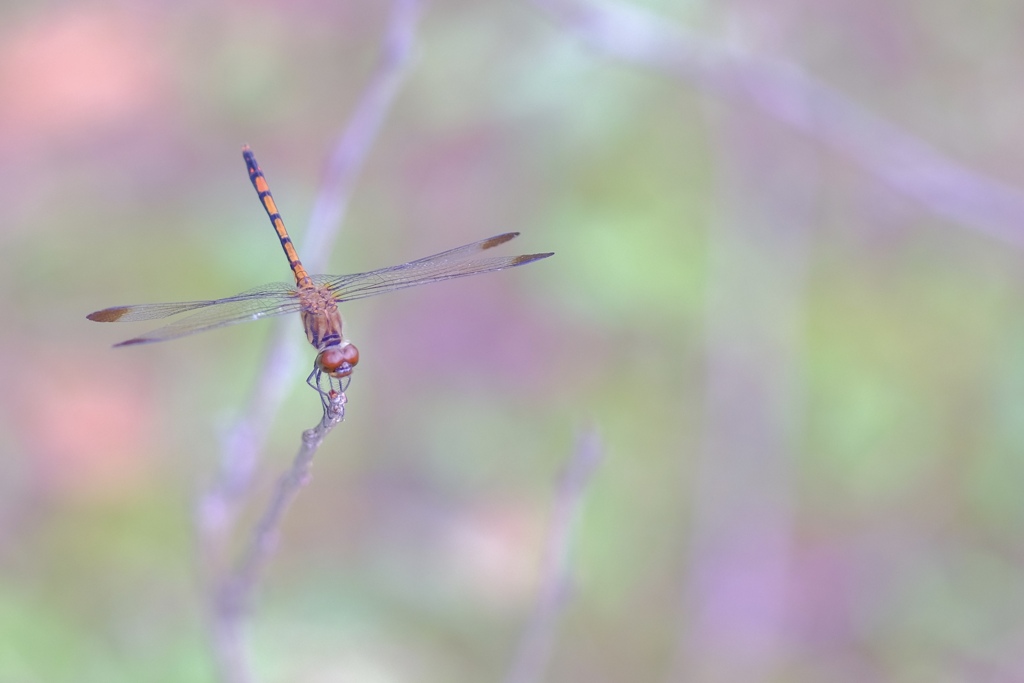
[243,146,311,288]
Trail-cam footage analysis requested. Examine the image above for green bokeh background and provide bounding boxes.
[3,1,1024,681]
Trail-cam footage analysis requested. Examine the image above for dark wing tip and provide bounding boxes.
[113,338,148,347]
[87,307,130,322]
[481,233,520,250]
[511,252,554,266]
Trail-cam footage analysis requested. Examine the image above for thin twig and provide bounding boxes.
[219,395,346,617]
[196,2,424,682]
[504,428,604,683]
[210,395,347,683]
[528,0,1024,248]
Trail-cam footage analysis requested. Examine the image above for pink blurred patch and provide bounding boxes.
[0,6,170,146]
[9,349,158,500]
[440,498,545,608]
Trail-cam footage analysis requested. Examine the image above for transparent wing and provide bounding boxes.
[86,282,303,346]
[318,232,554,303]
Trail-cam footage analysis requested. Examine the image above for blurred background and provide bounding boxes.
[4,0,1024,681]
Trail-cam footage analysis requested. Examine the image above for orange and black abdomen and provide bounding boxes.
[243,146,311,287]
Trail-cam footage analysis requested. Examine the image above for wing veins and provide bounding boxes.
[89,282,298,323]
[317,252,552,303]
[86,282,302,346]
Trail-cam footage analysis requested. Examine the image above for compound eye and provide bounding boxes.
[318,344,359,377]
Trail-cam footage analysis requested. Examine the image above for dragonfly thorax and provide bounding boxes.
[317,342,359,378]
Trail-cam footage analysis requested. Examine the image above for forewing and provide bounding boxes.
[86,282,303,346]
[402,232,520,264]
[318,233,553,303]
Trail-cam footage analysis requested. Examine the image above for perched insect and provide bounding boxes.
[88,147,553,405]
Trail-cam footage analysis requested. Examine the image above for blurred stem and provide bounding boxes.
[668,69,817,683]
[529,0,1024,248]
[504,428,604,683]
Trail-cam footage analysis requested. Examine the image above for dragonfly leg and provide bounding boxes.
[307,366,350,418]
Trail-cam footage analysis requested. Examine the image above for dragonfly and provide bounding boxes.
[88,146,553,408]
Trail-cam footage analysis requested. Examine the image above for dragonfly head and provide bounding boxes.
[317,342,359,378]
